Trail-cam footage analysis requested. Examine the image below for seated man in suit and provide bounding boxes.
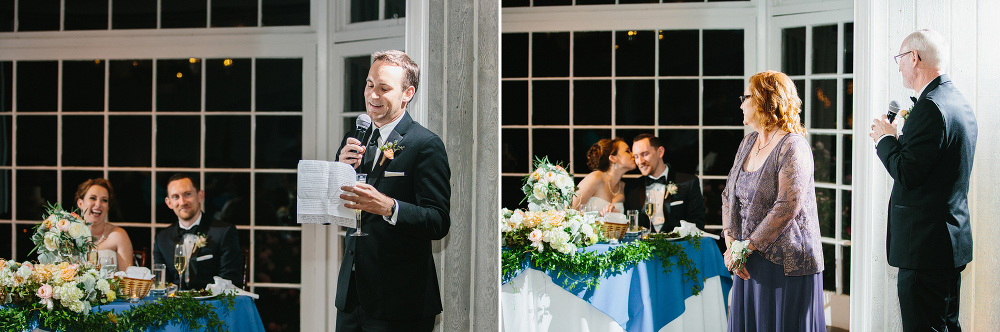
[626,133,706,232]
[153,173,243,290]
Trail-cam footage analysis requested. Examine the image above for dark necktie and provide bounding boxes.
[911,96,918,104]
[360,129,381,173]
[645,176,668,186]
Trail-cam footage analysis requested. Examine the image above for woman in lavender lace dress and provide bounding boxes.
[722,70,825,331]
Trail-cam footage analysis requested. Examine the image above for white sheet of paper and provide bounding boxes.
[296,160,357,228]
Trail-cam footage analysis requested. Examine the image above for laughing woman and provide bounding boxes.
[76,178,134,271]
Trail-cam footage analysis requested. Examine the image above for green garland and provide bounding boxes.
[0,292,236,332]
[502,234,705,295]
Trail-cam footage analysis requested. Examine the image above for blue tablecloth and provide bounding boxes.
[503,237,732,332]
[16,295,264,332]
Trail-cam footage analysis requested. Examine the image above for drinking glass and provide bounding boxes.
[626,210,639,232]
[87,249,99,268]
[174,244,187,289]
[152,264,167,290]
[99,256,116,276]
[350,174,369,236]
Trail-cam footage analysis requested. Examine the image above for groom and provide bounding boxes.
[334,50,451,332]
[625,133,705,232]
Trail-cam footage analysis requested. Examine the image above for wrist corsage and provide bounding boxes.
[729,239,751,271]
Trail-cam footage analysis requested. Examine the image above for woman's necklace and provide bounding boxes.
[753,130,779,157]
[93,222,110,245]
[604,171,622,196]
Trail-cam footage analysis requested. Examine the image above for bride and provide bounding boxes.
[76,178,134,271]
[571,138,636,216]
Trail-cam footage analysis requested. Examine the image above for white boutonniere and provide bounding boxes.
[379,141,404,165]
[666,182,678,196]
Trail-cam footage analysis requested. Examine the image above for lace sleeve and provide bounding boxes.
[748,136,814,253]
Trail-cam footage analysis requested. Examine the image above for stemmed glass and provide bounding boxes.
[644,192,658,237]
[350,174,369,236]
[174,244,187,289]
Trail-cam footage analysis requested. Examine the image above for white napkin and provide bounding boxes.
[604,212,627,224]
[207,276,259,299]
[125,266,154,280]
[671,220,720,240]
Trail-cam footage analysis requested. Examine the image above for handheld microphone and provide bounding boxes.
[887,100,900,122]
[354,114,372,143]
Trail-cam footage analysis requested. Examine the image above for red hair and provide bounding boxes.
[747,70,806,134]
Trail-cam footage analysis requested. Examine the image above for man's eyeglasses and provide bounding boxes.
[893,50,921,64]
[739,95,751,103]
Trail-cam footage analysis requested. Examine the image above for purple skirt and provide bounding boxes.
[728,253,826,332]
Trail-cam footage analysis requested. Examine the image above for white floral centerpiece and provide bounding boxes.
[29,203,94,265]
[0,260,118,314]
[502,157,604,255]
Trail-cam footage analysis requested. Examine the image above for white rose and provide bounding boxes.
[581,224,594,236]
[44,232,60,251]
[555,175,573,190]
[532,184,546,200]
[68,223,87,238]
[730,240,746,253]
[510,211,524,226]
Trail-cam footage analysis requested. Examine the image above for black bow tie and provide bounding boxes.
[911,96,918,104]
[645,176,668,186]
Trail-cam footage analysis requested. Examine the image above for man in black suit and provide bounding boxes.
[870,29,977,332]
[334,50,451,332]
[153,173,243,290]
[625,133,705,232]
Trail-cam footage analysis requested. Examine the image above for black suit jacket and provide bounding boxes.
[876,75,976,269]
[152,217,243,290]
[333,112,451,320]
[625,164,706,232]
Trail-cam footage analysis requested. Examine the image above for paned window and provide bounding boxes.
[501,28,748,234]
[0,0,309,31]
[0,57,304,330]
[781,22,853,295]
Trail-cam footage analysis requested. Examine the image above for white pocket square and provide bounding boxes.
[385,171,405,177]
[670,200,684,206]
[196,254,214,262]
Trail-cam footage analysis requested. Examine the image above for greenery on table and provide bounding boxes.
[502,233,706,295]
[0,292,237,332]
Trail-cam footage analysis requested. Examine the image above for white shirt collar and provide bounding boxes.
[648,164,670,180]
[913,75,940,102]
[373,111,406,146]
[179,213,203,230]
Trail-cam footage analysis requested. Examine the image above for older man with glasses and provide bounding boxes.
[869,29,977,332]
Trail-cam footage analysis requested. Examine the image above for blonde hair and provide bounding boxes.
[747,70,806,134]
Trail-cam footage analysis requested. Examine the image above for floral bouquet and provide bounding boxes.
[29,203,94,265]
[0,260,118,314]
[521,156,576,211]
[500,208,603,255]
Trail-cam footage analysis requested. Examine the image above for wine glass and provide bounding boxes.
[174,244,187,289]
[99,255,116,276]
[349,174,369,236]
[644,193,657,224]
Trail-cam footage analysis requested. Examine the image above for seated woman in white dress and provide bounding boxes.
[76,178,134,271]
[571,138,635,216]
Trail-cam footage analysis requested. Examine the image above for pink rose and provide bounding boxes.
[37,284,53,299]
[68,264,79,271]
[56,219,71,231]
[528,229,544,242]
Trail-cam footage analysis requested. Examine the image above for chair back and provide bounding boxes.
[133,250,147,268]
[242,248,250,291]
